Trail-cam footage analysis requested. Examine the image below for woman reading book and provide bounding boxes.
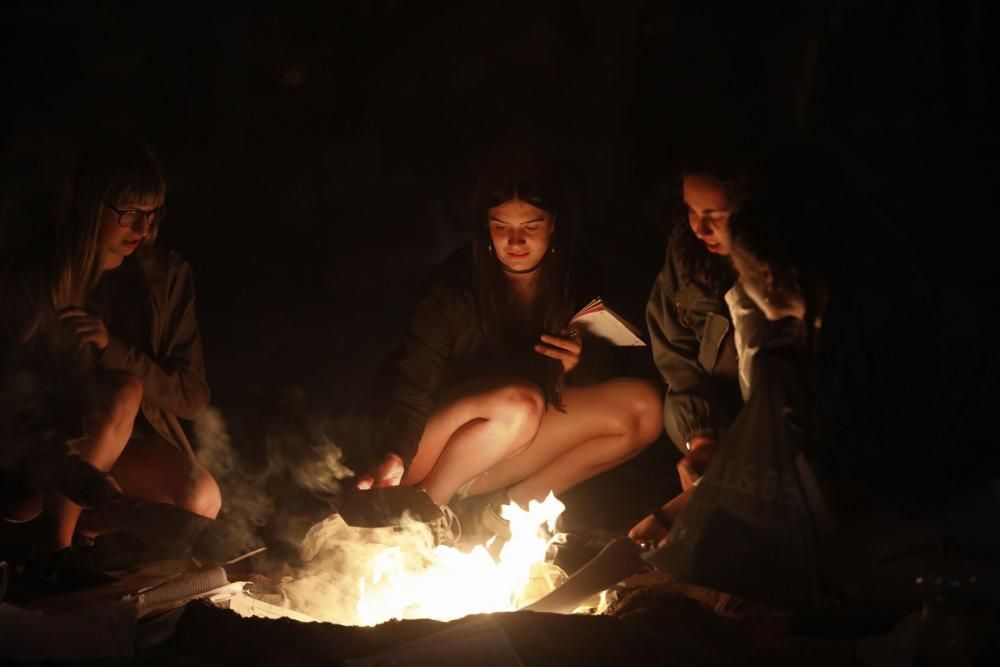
[0,136,221,588]
[359,146,662,541]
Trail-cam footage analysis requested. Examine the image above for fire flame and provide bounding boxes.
[355,492,567,625]
[281,492,602,626]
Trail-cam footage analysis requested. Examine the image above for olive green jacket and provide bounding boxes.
[646,244,742,450]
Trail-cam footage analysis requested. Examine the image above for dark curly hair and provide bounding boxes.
[668,145,756,295]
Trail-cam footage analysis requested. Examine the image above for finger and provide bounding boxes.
[59,308,89,319]
[74,323,103,336]
[356,475,374,490]
[534,344,576,362]
[539,334,582,354]
[78,335,104,349]
[376,466,402,487]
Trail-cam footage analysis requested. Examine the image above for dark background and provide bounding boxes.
[2,1,997,508]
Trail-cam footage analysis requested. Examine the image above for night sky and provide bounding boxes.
[2,1,997,465]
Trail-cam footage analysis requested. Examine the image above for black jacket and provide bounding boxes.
[374,244,611,467]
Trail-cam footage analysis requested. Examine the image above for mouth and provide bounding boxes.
[506,251,529,258]
[122,238,143,249]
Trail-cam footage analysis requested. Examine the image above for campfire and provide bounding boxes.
[276,493,605,626]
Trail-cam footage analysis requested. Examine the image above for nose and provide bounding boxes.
[691,215,712,239]
[507,230,526,246]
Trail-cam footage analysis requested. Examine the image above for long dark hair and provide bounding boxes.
[670,145,755,295]
[469,146,576,408]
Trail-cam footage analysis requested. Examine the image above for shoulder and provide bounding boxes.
[429,243,475,285]
[139,248,192,279]
[419,243,476,305]
[137,248,197,302]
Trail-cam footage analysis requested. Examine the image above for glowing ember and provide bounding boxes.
[280,492,594,626]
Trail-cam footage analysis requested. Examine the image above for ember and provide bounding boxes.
[280,493,601,625]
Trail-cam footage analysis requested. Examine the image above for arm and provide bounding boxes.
[99,260,209,420]
[646,250,724,448]
[372,280,456,471]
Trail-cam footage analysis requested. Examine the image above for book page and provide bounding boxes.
[571,310,645,347]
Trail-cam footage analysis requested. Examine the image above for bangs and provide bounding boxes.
[105,157,166,207]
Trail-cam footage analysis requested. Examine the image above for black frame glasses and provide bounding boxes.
[105,202,166,228]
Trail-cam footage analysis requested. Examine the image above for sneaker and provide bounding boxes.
[452,489,513,546]
[426,503,462,547]
[23,546,118,591]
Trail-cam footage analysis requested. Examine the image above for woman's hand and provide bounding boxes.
[356,452,405,490]
[628,510,671,549]
[59,308,110,351]
[627,487,698,549]
[534,329,582,373]
[677,437,718,491]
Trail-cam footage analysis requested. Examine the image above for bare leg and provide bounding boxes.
[467,378,663,506]
[110,435,221,519]
[401,376,544,505]
[40,371,142,552]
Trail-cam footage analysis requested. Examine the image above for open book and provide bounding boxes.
[569,298,645,347]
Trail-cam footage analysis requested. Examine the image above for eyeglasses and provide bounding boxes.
[105,202,166,229]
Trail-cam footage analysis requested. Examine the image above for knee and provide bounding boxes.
[629,380,664,447]
[610,379,663,458]
[489,382,544,442]
[175,468,222,519]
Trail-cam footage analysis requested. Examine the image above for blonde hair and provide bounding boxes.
[23,137,166,342]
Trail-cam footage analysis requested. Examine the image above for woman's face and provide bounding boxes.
[487,197,555,273]
[731,245,805,321]
[98,194,162,270]
[684,174,734,256]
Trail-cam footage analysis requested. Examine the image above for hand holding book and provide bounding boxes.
[534,330,583,373]
[569,298,646,347]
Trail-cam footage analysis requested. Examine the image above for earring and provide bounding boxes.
[488,241,494,256]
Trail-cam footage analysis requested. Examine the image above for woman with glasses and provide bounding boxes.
[0,136,220,589]
[358,145,662,543]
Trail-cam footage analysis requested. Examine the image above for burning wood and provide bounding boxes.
[268,492,606,625]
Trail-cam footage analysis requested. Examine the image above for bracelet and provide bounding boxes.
[650,506,672,530]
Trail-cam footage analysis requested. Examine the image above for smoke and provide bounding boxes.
[192,405,357,562]
[279,511,445,626]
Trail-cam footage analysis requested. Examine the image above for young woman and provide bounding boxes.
[722,157,998,612]
[0,137,221,587]
[359,149,662,539]
[629,147,776,545]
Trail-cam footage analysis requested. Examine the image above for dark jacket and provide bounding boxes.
[374,244,610,468]
[646,241,742,451]
[0,250,208,466]
[98,251,209,457]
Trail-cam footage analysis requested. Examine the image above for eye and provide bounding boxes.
[525,224,540,232]
[491,222,509,233]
